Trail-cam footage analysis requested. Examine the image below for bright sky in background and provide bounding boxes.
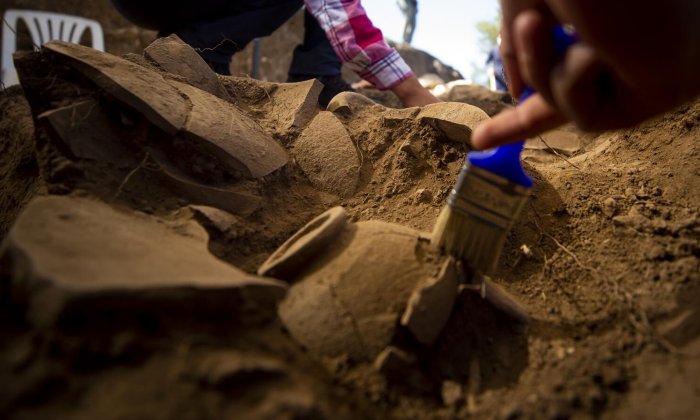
[362,0,500,82]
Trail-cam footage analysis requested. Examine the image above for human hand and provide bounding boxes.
[391,75,441,108]
[472,0,700,150]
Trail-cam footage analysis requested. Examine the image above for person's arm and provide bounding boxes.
[304,0,439,107]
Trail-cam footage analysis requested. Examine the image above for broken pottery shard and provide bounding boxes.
[482,278,530,326]
[0,195,287,327]
[189,205,239,232]
[524,127,583,156]
[381,107,421,124]
[42,41,187,135]
[271,79,323,131]
[38,99,135,167]
[195,351,288,388]
[171,81,288,179]
[293,112,360,197]
[373,346,417,377]
[417,102,490,144]
[149,151,261,216]
[258,207,348,279]
[220,77,322,133]
[144,34,230,101]
[440,83,511,117]
[278,219,441,361]
[401,257,459,345]
[327,91,381,116]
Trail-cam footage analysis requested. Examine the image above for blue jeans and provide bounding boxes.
[111,0,341,77]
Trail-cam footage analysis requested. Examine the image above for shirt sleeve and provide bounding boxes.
[304,0,413,90]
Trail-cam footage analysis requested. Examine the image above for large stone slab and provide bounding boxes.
[148,149,262,216]
[0,196,286,327]
[144,34,230,101]
[38,99,136,167]
[171,81,289,179]
[417,102,490,144]
[292,111,360,197]
[43,41,187,136]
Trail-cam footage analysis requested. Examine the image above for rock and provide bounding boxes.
[417,102,490,144]
[149,150,262,216]
[258,207,348,279]
[602,197,619,217]
[414,188,433,204]
[144,34,230,101]
[195,351,288,388]
[43,41,188,135]
[38,99,136,167]
[393,44,463,83]
[293,112,360,197]
[277,215,445,361]
[220,77,322,133]
[0,195,286,327]
[401,258,459,345]
[327,91,380,116]
[189,205,239,232]
[441,380,465,408]
[170,81,288,179]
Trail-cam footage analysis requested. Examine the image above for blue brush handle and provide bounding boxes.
[468,26,578,188]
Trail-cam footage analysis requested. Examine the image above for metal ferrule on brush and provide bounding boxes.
[446,162,531,272]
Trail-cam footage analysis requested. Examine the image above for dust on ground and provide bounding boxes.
[1,2,700,419]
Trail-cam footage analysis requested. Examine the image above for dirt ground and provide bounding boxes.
[2,1,700,420]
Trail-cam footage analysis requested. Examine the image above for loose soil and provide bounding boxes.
[1,1,700,419]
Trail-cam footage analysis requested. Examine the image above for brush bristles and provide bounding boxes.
[432,206,507,274]
[432,164,531,274]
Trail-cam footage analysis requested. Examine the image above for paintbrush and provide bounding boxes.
[431,26,576,275]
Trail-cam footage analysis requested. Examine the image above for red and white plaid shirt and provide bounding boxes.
[305,0,412,90]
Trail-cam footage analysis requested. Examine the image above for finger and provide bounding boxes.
[472,94,568,150]
[550,44,639,131]
[500,0,542,98]
[512,10,555,102]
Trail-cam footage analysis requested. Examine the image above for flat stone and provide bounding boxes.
[38,99,135,167]
[149,150,261,216]
[401,257,459,345]
[293,111,360,197]
[0,196,287,327]
[417,102,490,144]
[171,81,288,179]
[144,34,230,101]
[43,41,187,135]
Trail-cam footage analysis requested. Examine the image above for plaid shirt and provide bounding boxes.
[305,0,412,90]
